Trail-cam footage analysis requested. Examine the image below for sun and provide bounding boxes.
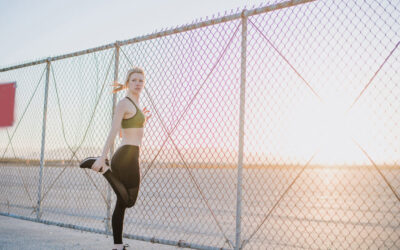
[282,93,375,166]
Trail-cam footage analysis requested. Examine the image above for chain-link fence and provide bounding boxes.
[0,0,399,249]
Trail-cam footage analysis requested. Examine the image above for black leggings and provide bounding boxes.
[102,144,140,244]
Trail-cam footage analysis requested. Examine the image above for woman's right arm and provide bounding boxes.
[92,100,125,171]
[100,100,126,159]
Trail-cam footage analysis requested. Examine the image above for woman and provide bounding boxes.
[79,67,151,250]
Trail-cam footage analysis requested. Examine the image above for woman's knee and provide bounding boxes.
[126,187,139,208]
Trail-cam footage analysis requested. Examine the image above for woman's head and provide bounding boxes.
[112,67,145,94]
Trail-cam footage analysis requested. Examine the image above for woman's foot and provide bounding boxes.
[79,156,110,173]
[112,243,129,250]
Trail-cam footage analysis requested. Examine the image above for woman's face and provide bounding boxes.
[127,73,145,94]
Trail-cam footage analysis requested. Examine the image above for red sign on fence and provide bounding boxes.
[0,82,16,127]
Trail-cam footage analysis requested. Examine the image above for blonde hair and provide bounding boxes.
[112,67,145,94]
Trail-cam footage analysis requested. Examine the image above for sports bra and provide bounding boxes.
[121,96,145,128]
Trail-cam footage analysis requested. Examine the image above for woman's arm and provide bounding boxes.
[99,100,125,160]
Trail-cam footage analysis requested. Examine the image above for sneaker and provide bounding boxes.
[111,244,129,250]
[79,156,109,172]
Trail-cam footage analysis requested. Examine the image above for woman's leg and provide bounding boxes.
[106,145,141,246]
[102,170,135,207]
[112,196,126,244]
[104,145,141,207]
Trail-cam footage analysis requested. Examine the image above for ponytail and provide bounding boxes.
[111,82,127,94]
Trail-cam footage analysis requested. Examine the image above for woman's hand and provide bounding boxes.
[143,107,152,123]
[92,157,106,172]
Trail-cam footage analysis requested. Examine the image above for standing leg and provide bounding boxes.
[112,196,126,245]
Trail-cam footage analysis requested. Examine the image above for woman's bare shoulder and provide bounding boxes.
[115,97,129,112]
[117,97,127,105]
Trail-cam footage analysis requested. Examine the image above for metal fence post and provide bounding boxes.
[36,59,51,220]
[235,10,247,250]
[106,42,120,233]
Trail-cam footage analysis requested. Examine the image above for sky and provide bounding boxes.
[0,0,271,68]
[0,0,399,166]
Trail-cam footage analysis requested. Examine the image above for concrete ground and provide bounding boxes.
[0,215,182,250]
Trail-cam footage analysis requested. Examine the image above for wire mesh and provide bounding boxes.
[38,49,116,229]
[116,18,242,248]
[242,0,399,249]
[0,64,47,219]
[0,0,399,249]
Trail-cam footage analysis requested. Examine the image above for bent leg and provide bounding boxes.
[126,186,139,208]
[103,170,140,207]
[103,170,131,206]
[107,144,141,207]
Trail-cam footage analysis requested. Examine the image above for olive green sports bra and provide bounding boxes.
[121,97,145,128]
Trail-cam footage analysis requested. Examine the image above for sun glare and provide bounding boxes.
[283,93,374,166]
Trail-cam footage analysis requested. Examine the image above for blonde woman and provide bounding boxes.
[80,67,151,250]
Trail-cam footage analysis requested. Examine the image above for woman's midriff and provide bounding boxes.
[120,127,144,147]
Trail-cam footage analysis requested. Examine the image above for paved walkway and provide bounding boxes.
[0,215,182,250]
